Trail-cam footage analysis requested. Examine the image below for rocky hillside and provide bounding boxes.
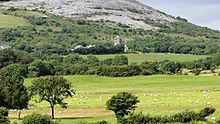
[0,0,176,30]
[0,0,220,55]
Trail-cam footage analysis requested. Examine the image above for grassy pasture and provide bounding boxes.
[0,14,28,28]
[9,75,220,123]
[81,53,208,64]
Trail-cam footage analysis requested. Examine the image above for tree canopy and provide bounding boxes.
[29,76,75,119]
[106,92,140,119]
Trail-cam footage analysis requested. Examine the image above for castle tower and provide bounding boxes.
[114,35,122,46]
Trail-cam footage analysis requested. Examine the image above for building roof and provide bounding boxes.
[0,45,11,50]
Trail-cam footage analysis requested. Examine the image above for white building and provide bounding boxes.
[114,35,122,46]
[124,44,128,53]
[0,45,11,50]
[71,45,96,51]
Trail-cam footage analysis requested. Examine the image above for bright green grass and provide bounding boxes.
[0,15,28,28]
[13,75,220,124]
[81,53,208,64]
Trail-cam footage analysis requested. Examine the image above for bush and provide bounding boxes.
[23,113,53,124]
[170,111,197,123]
[120,113,146,124]
[141,70,153,76]
[192,69,201,76]
[95,120,108,124]
[0,107,9,124]
[112,55,128,66]
[120,107,216,124]
[216,119,220,124]
[197,107,216,121]
[77,120,108,124]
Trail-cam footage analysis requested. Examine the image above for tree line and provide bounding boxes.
[1,49,220,78]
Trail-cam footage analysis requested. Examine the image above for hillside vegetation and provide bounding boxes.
[0,8,220,55]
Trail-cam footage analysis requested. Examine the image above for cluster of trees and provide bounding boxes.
[106,92,216,124]
[2,49,220,78]
[129,36,220,55]
[0,74,74,122]
[0,49,184,78]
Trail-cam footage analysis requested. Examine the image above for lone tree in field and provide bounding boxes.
[29,76,75,119]
[106,92,139,120]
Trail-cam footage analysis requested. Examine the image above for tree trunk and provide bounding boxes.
[18,109,21,119]
[51,105,54,119]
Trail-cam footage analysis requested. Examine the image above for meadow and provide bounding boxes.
[9,75,220,124]
[81,53,208,64]
[0,14,28,28]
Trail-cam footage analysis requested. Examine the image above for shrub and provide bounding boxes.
[95,120,108,124]
[77,120,108,124]
[23,113,53,124]
[112,55,128,66]
[141,70,153,76]
[170,111,197,123]
[216,119,220,124]
[192,69,201,76]
[197,107,216,121]
[0,107,9,124]
[120,113,147,124]
[119,107,216,124]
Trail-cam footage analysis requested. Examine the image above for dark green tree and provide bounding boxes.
[87,55,100,66]
[0,107,9,124]
[63,54,83,64]
[101,58,113,65]
[112,55,128,66]
[29,76,75,119]
[28,60,54,77]
[106,92,139,120]
[0,49,18,69]
[0,64,28,78]
[159,60,182,74]
[0,74,30,119]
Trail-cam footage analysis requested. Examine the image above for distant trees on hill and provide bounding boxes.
[1,10,220,56]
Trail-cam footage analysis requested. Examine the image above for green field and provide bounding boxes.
[0,15,28,28]
[81,53,208,64]
[9,75,220,123]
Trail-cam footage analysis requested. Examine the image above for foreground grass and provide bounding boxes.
[81,53,208,64]
[0,15,28,28]
[10,75,220,123]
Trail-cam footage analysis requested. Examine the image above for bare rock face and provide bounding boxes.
[0,0,177,30]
